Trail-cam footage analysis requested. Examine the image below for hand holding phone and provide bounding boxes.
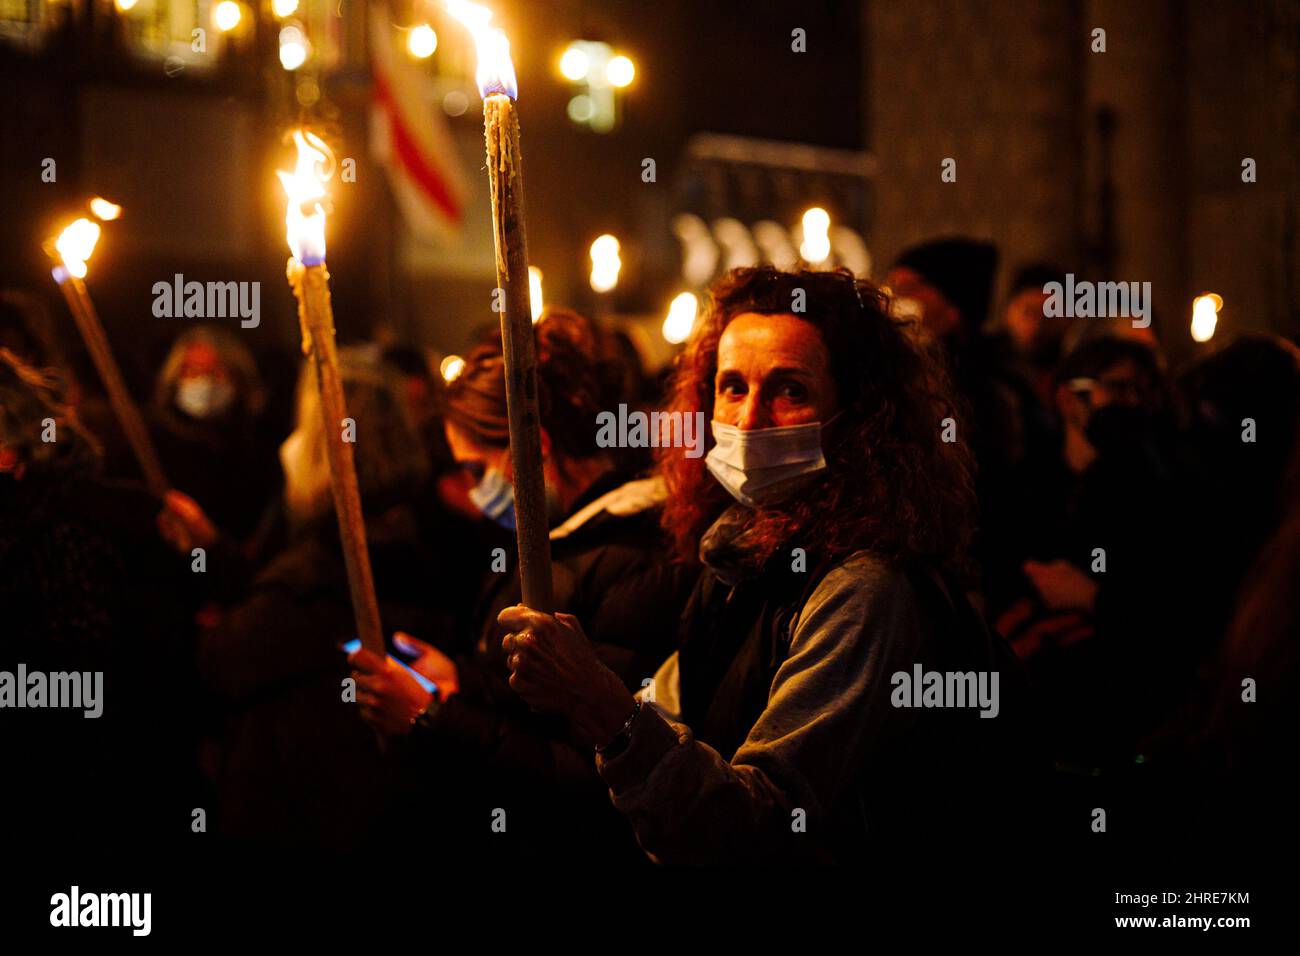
[342,638,439,696]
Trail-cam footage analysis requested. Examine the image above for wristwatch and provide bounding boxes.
[595,698,642,761]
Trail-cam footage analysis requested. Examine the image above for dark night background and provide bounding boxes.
[2,0,1295,392]
[0,0,1297,932]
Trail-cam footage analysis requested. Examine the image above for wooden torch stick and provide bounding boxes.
[287,260,386,655]
[483,91,554,613]
[48,258,170,498]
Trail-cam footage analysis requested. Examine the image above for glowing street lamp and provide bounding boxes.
[606,54,635,88]
[560,44,590,81]
[213,1,242,33]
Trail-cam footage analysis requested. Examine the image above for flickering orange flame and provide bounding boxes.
[276,129,334,265]
[445,0,518,99]
[55,218,102,279]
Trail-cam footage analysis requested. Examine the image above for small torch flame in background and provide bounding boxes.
[277,129,334,266]
[1191,292,1223,343]
[663,291,699,345]
[799,207,832,265]
[445,0,518,99]
[89,197,123,221]
[528,265,544,322]
[53,218,102,281]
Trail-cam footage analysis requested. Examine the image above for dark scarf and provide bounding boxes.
[679,506,829,757]
[697,504,768,586]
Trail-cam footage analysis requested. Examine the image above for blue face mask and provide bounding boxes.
[468,466,516,530]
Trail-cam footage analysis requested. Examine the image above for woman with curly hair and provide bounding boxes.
[499,266,1039,863]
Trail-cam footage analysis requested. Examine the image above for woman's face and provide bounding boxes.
[175,342,235,419]
[713,312,838,430]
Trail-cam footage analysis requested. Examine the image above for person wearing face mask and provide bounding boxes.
[494,267,1042,865]
[348,311,694,862]
[150,326,281,543]
[156,348,437,851]
[990,334,1186,771]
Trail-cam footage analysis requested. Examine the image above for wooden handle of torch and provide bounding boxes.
[485,94,554,613]
[295,264,387,655]
[59,277,170,498]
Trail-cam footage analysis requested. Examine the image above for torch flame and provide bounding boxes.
[276,129,334,265]
[89,197,123,221]
[445,0,518,99]
[55,218,102,280]
[1191,293,1222,344]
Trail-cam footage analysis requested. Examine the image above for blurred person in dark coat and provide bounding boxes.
[1,347,200,859]
[992,336,1187,770]
[1174,335,1300,653]
[151,325,282,544]
[157,348,435,852]
[349,311,693,862]
[886,238,1025,478]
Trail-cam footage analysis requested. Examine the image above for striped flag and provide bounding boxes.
[369,4,467,242]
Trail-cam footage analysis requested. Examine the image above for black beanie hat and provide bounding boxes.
[894,237,999,329]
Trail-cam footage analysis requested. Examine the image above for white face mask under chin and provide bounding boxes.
[705,417,833,508]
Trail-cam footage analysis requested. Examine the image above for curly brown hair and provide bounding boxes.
[657,266,977,572]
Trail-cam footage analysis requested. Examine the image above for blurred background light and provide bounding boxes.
[1191,292,1222,343]
[799,207,832,264]
[559,44,590,81]
[529,266,544,322]
[408,24,437,59]
[213,1,242,33]
[589,234,621,292]
[89,198,122,221]
[606,54,635,88]
[279,26,308,71]
[440,355,466,383]
[662,292,699,344]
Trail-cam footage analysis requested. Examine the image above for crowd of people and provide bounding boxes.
[2,237,1297,870]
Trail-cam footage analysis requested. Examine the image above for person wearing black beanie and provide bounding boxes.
[888,238,1031,612]
[887,237,1000,341]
